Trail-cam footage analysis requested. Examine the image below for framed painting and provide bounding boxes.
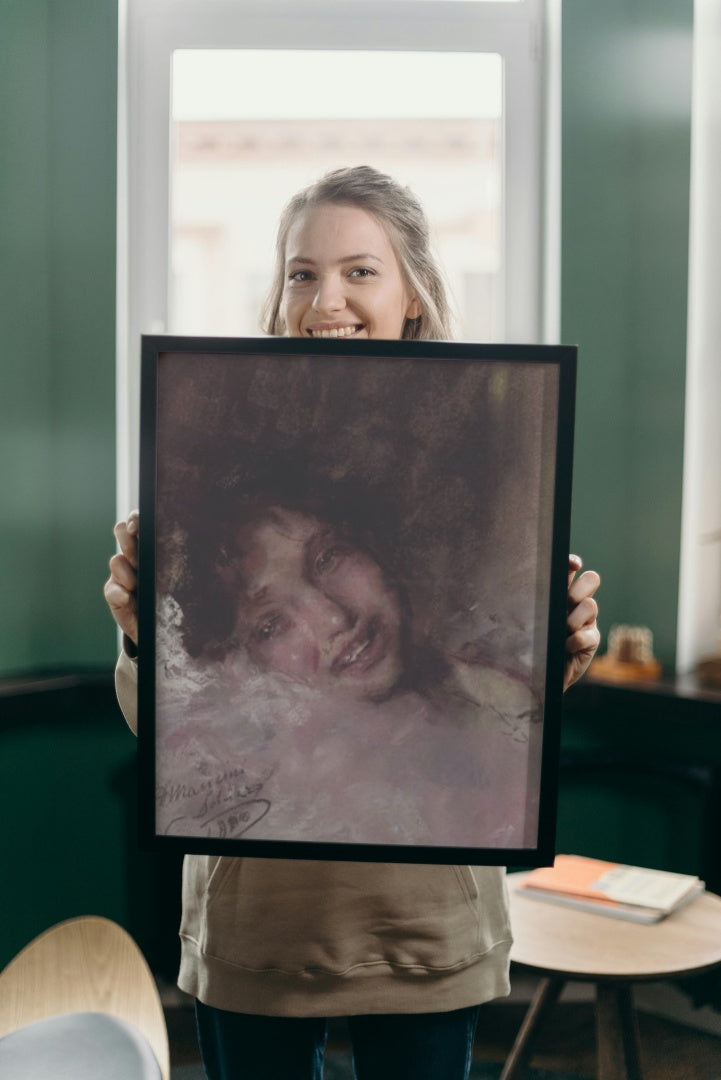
[137,336,576,865]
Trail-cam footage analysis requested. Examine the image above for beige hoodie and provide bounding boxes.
[116,650,512,1016]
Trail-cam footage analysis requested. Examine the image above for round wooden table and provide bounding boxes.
[503,872,721,1080]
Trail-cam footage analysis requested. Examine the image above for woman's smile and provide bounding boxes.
[329,616,390,676]
[307,323,364,339]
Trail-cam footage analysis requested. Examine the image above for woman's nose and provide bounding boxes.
[297,587,356,639]
[312,274,345,315]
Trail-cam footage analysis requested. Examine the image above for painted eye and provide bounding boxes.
[315,546,340,574]
[253,614,285,642]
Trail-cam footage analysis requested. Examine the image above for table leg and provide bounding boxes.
[596,982,643,1080]
[499,976,565,1080]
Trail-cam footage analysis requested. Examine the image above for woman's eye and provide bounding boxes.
[253,614,285,642]
[288,269,313,283]
[315,546,341,574]
[349,267,374,279]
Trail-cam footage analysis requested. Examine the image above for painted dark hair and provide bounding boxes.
[172,459,451,692]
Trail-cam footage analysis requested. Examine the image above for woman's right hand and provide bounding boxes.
[103,510,139,646]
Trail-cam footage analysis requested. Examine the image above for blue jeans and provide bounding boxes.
[195,1000,481,1080]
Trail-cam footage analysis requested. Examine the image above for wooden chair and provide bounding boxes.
[0,915,170,1079]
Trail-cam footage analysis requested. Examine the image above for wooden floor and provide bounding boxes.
[166,994,721,1079]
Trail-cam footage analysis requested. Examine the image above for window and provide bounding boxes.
[169,49,503,340]
[118,0,557,509]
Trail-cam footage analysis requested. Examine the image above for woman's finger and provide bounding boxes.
[566,594,599,635]
[113,513,140,567]
[103,578,139,643]
[568,568,601,608]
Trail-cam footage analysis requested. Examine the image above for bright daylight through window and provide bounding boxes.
[170,50,503,343]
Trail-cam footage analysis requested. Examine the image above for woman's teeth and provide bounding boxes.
[310,325,360,338]
[332,635,371,673]
[344,638,369,665]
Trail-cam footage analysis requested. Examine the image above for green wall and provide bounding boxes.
[0,0,128,969]
[562,0,693,669]
[0,0,118,676]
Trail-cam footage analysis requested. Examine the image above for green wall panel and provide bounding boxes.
[562,0,693,669]
[0,3,54,669]
[558,684,721,887]
[0,0,118,675]
[0,699,133,967]
[0,685,184,976]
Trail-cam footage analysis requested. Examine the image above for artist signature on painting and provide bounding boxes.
[158,766,273,838]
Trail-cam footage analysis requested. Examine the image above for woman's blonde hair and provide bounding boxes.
[261,165,454,341]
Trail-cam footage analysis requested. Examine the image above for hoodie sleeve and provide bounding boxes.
[115,644,139,736]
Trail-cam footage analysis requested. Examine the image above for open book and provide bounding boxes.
[515,854,705,923]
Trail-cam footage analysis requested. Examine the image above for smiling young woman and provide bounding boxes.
[105,165,601,1080]
[262,165,453,341]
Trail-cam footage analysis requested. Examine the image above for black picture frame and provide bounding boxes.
[138,335,576,865]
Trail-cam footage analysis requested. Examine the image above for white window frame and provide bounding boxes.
[676,0,721,674]
[116,0,559,512]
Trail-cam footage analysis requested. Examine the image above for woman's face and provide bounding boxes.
[281,203,421,340]
[233,508,405,701]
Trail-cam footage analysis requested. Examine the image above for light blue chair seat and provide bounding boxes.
[0,1011,163,1079]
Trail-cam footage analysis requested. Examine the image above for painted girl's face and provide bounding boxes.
[233,508,405,702]
[281,203,421,340]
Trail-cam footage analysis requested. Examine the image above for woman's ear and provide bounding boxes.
[406,296,423,320]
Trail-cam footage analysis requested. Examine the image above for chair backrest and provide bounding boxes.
[0,915,170,1080]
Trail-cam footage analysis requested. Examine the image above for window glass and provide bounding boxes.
[170,50,503,341]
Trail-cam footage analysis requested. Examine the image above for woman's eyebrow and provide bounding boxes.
[340,253,383,264]
[245,585,270,606]
[286,253,384,266]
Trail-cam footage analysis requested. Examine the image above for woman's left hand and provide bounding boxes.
[564,555,601,691]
